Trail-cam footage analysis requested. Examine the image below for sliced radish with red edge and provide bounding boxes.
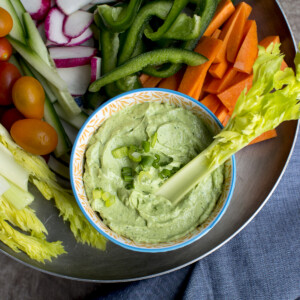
[20,0,51,21]
[45,8,70,45]
[91,57,101,82]
[49,46,97,68]
[65,27,93,46]
[56,65,91,95]
[63,11,93,39]
[55,0,91,15]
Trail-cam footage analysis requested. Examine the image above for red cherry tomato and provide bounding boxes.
[0,107,24,131]
[12,76,45,119]
[10,119,58,155]
[0,62,22,106]
[0,37,12,61]
[0,8,13,37]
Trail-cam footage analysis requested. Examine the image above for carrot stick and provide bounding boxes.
[204,67,238,94]
[158,70,183,90]
[217,73,253,112]
[258,36,280,49]
[178,37,223,98]
[211,29,221,39]
[203,0,235,37]
[259,35,288,70]
[139,74,150,85]
[200,94,221,113]
[222,113,231,126]
[233,20,258,74]
[209,59,229,79]
[226,7,249,62]
[142,76,162,88]
[249,129,277,145]
[215,104,229,123]
[214,2,252,63]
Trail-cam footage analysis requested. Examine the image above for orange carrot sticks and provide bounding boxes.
[178,37,223,98]
[200,94,221,113]
[215,104,229,124]
[204,0,235,37]
[214,2,252,63]
[209,59,229,79]
[233,20,258,74]
[158,70,183,90]
[217,73,253,112]
[249,130,277,145]
[211,29,222,39]
[142,76,162,88]
[204,67,238,94]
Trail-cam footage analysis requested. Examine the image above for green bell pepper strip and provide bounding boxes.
[89,48,207,92]
[99,24,123,98]
[143,0,218,78]
[117,1,173,65]
[98,0,144,33]
[158,14,202,41]
[115,38,144,91]
[144,0,189,41]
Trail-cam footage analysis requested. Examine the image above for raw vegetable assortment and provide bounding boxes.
[0,0,299,263]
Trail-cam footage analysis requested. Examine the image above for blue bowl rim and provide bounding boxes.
[70,88,236,253]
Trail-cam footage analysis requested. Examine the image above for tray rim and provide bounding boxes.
[0,0,298,283]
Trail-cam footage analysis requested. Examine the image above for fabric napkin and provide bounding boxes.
[91,128,300,300]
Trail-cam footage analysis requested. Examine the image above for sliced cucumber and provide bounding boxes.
[2,0,26,44]
[47,156,70,180]
[54,102,88,130]
[23,12,50,65]
[8,55,24,74]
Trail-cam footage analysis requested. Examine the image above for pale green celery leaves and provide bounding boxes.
[0,218,65,263]
[0,196,47,239]
[0,124,107,251]
[206,43,300,168]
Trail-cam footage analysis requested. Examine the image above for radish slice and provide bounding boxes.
[55,0,91,15]
[56,65,91,95]
[37,22,46,42]
[45,8,70,45]
[63,11,93,38]
[49,46,97,68]
[91,57,101,82]
[21,0,51,21]
[91,0,117,3]
[50,0,55,7]
[65,27,93,46]
[46,39,58,47]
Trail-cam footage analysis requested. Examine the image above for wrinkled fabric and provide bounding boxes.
[92,129,300,300]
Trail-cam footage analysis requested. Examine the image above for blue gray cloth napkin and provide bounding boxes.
[92,129,300,300]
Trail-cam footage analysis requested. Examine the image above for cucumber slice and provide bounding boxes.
[54,102,88,130]
[23,12,50,65]
[1,0,26,44]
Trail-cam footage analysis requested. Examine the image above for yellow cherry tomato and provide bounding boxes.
[0,8,13,37]
[12,76,45,119]
[10,119,58,155]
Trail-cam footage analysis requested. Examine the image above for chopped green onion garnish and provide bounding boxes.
[159,156,173,166]
[150,132,157,148]
[123,175,134,182]
[92,188,103,200]
[159,169,172,179]
[125,183,134,190]
[141,155,154,169]
[121,167,133,176]
[128,145,142,162]
[142,141,150,153]
[105,195,115,207]
[152,154,160,169]
[112,146,128,158]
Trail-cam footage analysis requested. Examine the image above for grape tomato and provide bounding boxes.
[0,37,12,61]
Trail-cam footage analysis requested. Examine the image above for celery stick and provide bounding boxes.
[2,178,34,210]
[0,176,10,196]
[0,144,29,191]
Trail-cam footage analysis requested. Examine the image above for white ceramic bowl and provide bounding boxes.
[70,88,236,252]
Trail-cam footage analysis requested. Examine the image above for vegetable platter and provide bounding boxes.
[0,0,299,282]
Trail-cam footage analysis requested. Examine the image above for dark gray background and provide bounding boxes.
[1,1,299,299]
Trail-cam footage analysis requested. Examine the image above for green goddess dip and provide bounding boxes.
[83,102,224,243]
